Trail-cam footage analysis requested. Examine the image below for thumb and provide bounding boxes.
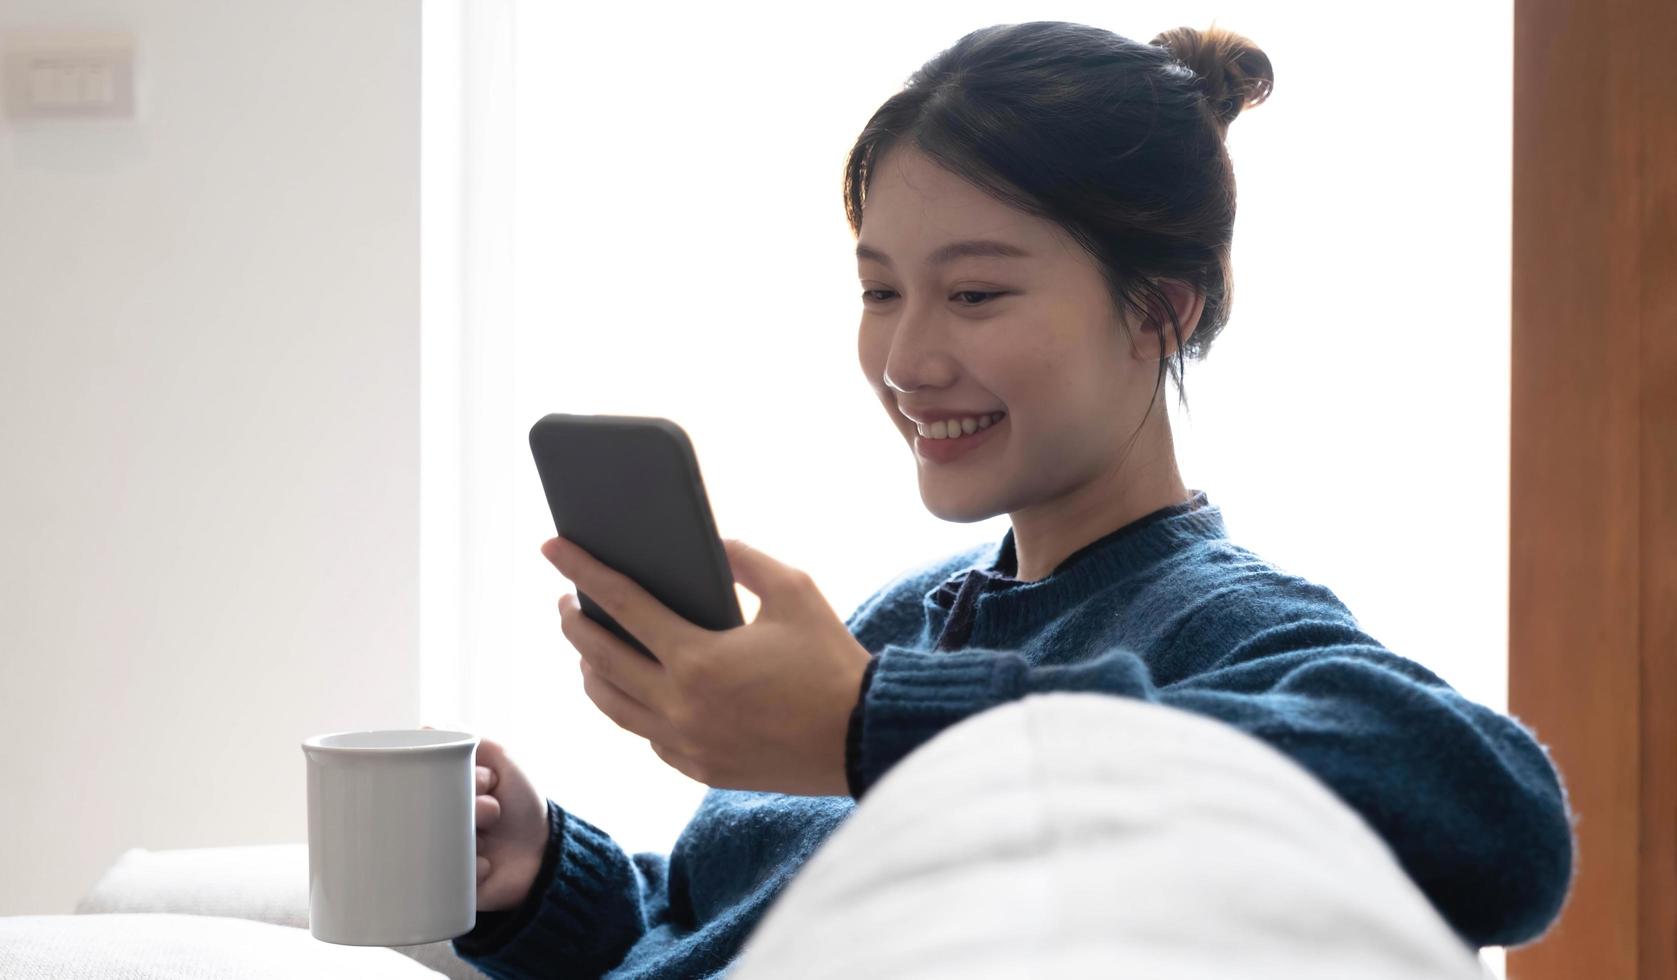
[721,538,803,609]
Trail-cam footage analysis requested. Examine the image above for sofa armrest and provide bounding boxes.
[2,913,446,979]
[77,843,489,980]
[78,844,311,928]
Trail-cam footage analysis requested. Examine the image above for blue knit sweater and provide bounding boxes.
[452,489,1574,979]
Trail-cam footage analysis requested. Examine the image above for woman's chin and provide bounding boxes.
[916,475,1003,524]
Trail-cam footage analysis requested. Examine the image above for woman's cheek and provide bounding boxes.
[857,324,896,399]
[857,321,883,380]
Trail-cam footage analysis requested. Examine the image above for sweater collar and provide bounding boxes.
[925,489,1228,619]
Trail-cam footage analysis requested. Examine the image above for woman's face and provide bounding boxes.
[856,145,1194,525]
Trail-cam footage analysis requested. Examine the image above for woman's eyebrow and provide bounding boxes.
[855,239,1034,270]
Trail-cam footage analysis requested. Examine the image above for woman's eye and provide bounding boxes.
[859,290,1004,306]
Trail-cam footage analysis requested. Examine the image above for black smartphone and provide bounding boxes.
[529,413,744,661]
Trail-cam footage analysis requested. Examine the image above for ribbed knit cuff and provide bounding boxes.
[844,655,881,799]
[852,643,1020,798]
[451,799,644,977]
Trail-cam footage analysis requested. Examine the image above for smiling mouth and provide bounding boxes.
[911,413,1007,464]
[903,411,1007,439]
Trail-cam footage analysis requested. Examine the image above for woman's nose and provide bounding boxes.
[882,313,958,393]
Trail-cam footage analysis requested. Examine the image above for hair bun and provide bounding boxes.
[1150,24,1274,129]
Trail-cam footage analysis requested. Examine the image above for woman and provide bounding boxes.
[447,21,1574,979]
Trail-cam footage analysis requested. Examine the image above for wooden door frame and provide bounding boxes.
[1508,0,1676,975]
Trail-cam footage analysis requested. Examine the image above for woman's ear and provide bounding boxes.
[1129,279,1205,361]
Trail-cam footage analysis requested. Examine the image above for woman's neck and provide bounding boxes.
[1006,428,1191,583]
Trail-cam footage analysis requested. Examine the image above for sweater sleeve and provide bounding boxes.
[847,615,1575,950]
[451,798,674,979]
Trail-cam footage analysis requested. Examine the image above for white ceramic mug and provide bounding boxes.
[301,728,479,946]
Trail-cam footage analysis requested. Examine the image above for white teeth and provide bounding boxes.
[916,412,1005,439]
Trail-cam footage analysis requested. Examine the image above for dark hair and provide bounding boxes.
[844,20,1274,433]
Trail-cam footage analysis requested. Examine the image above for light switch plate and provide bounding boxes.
[3,30,136,120]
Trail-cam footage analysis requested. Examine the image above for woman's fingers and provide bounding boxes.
[477,856,491,882]
[580,660,674,743]
[476,737,510,771]
[476,792,502,830]
[424,730,505,833]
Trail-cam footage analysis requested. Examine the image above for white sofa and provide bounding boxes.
[3,695,1491,979]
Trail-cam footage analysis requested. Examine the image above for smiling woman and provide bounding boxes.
[828,21,1567,949]
[445,16,1572,980]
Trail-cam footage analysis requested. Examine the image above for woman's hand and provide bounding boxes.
[422,726,549,912]
[545,535,873,797]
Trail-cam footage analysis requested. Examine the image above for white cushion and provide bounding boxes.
[0,913,444,978]
[77,844,311,928]
[76,843,487,979]
[732,692,1491,980]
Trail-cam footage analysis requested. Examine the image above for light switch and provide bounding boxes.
[3,31,136,119]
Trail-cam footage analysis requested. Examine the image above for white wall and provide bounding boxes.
[0,0,418,914]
